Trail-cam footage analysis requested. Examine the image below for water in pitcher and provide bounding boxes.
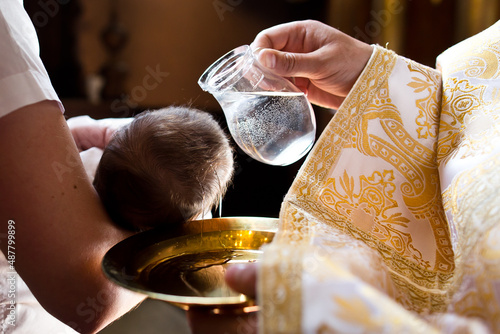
[218,91,316,166]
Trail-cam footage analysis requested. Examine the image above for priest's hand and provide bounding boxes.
[186,264,258,334]
[251,20,373,110]
[225,263,258,298]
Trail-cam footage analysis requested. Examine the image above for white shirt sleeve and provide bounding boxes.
[0,0,63,118]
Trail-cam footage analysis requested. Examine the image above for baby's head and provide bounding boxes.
[93,106,234,231]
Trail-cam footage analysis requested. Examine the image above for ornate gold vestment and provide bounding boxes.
[258,21,500,333]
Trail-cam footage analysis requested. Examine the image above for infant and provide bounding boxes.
[68,106,234,231]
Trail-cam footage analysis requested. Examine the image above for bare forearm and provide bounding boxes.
[0,101,144,333]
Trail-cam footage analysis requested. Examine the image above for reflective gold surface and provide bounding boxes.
[102,217,278,311]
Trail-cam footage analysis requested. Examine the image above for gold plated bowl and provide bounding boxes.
[102,217,278,312]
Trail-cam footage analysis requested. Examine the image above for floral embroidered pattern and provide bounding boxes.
[260,21,500,334]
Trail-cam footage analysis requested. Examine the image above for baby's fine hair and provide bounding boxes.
[93,106,234,231]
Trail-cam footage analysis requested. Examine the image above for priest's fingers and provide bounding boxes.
[225,263,258,299]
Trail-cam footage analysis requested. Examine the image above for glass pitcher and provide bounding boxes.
[198,45,316,166]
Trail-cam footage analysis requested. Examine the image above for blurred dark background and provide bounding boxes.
[25,0,500,219]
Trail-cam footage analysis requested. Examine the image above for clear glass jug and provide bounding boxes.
[198,45,316,166]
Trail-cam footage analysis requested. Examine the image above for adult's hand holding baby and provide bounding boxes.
[67,115,133,151]
[251,20,373,110]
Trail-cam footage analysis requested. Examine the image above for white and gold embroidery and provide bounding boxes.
[259,21,500,334]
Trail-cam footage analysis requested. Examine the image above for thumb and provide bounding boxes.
[256,48,315,78]
[225,263,257,298]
